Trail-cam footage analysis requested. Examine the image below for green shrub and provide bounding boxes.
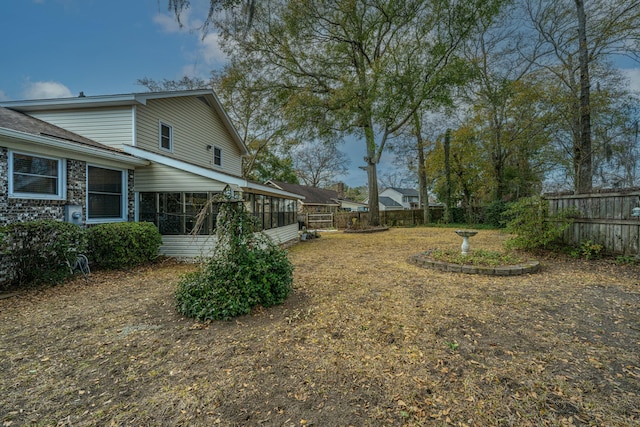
[1,220,87,286]
[175,197,294,321]
[504,196,577,251]
[484,200,511,228]
[87,222,162,269]
[571,240,604,260]
[614,255,638,265]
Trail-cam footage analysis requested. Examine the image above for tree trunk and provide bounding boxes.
[443,129,452,224]
[575,0,593,193]
[367,161,380,226]
[364,120,381,227]
[414,112,430,224]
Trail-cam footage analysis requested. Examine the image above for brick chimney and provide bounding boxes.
[337,182,345,199]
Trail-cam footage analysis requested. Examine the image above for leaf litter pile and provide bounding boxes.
[1,228,639,426]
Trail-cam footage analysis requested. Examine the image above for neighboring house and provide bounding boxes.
[339,198,369,212]
[364,188,420,211]
[379,187,420,210]
[266,181,368,213]
[378,196,404,211]
[0,90,303,258]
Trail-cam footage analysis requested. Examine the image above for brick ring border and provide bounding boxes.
[408,253,541,276]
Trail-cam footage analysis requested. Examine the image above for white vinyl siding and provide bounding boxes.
[263,223,299,245]
[158,224,299,259]
[134,163,228,193]
[29,107,134,148]
[135,97,243,175]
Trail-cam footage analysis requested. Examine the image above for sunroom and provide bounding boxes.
[132,154,302,258]
[138,191,298,236]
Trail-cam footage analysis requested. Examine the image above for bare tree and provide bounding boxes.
[292,142,349,188]
[524,0,640,193]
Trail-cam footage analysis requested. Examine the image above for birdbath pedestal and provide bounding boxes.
[455,230,478,255]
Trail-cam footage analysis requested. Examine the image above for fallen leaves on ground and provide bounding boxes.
[0,228,639,426]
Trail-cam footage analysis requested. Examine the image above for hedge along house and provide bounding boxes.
[1,90,303,258]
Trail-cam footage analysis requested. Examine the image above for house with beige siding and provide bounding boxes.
[1,90,302,258]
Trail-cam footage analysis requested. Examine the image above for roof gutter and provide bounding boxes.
[0,128,149,166]
[123,146,304,200]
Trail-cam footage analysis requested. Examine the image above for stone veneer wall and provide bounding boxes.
[1,146,135,286]
[0,148,86,227]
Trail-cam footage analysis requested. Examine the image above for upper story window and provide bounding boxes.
[213,146,222,167]
[8,151,65,200]
[159,122,173,152]
[87,165,127,222]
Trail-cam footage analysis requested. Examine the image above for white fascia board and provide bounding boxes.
[133,90,213,102]
[0,91,217,111]
[243,181,305,200]
[0,128,149,166]
[124,146,304,199]
[0,94,142,111]
[303,202,340,207]
[123,145,247,186]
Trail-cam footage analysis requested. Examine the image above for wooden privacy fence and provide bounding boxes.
[300,213,334,229]
[299,208,448,229]
[335,208,447,229]
[546,189,640,256]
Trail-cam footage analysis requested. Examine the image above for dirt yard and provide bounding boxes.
[1,228,639,426]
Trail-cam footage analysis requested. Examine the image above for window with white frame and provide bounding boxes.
[213,146,222,167]
[8,151,65,199]
[159,122,173,152]
[87,165,126,221]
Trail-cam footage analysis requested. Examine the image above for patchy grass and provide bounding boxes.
[1,228,639,426]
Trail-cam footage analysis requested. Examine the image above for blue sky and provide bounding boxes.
[0,0,372,186]
[0,0,226,100]
[1,0,639,188]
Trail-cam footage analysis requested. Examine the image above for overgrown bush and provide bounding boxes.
[504,196,577,251]
[87,222,162,269]
[484,200,511,228]
[1,220,87,286]
[175,197,294,321]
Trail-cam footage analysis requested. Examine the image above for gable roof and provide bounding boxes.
[0,107,146,165]
[0,90,249,156]
[386,187,419,197]
[126,147,302,200]
[379,196,403,208]
[267,181,342,206]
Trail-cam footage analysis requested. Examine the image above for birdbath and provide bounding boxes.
[455,230,478,255]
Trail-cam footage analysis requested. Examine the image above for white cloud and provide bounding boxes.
[0,89,9,101]
[200,32,227,65]
[153,12,184,33]
[23,81,73,99]
[621,68,640,94]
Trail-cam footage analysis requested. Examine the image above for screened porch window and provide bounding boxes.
[139,192,217,235]
[87,166,126,221]
[139,192,298,235]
